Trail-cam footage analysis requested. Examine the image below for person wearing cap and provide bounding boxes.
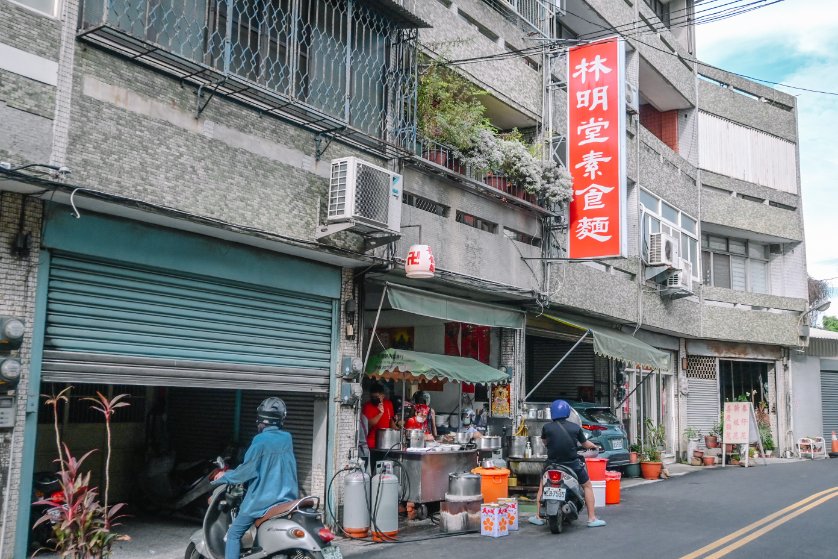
[212,397,299,558]
[529,399,606,528]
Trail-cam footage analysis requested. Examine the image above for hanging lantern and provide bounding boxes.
[405,244,435,279]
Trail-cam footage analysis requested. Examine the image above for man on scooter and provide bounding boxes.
[212,397,299,558]
[529,399,606,528]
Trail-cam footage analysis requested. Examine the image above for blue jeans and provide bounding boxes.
[225,512,259,559]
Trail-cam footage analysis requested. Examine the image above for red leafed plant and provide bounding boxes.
[34,388,130,558]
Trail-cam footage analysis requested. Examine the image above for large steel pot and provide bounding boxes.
[376,428,401,450]
[448,473,482,497]
[530,436,547,457]
[453,431,472,444]
[508,436,528,458]
[406,429,425,449]
[476,436,501,450]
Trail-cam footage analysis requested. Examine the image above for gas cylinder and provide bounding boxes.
[370,460,399,541]
[342,468,371,538]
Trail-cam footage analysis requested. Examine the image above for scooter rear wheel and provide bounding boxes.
[184,542,206,559]
[548,513,562,534]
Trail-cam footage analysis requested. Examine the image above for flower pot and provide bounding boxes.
[639,461,663,480]
[484,174,509,193]
[693,450,704,459]
[702,456,716,466]
[624,462,641,478]
[704,435,719,448]
[725,444,734,453]
[424,149,448,167]
[629,451,638,463]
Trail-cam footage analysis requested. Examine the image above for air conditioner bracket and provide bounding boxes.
[315,220,401,250]
[315,221,355,240]
[364,233,401,251]
[644,265,675,282]
[661,286,693,300]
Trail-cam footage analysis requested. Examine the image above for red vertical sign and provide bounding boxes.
[567,38,626,259]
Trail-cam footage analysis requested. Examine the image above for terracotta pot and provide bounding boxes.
[704,435,719,449]
[424,149,448,167]
[725,444,734,453]
[639,461,663,480]
[629,451,639,463]
[702,456,715,466]
[693,450,704,459]
[484,174,509,193]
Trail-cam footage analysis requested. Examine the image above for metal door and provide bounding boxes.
[821,370,838,439]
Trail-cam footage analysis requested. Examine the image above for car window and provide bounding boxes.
[580,408,619,425]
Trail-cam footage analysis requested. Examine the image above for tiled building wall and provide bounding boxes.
[640,104,679,153]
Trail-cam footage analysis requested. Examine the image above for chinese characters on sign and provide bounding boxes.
[723,402,758,444]
[567,38,626,259]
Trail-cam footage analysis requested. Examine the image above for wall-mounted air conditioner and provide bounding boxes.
[626,83,639,114]
[327,157,402,235]
[648,232,678,267]
[666,258,693,292]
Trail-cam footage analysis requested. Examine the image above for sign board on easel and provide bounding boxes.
[722,402,766,467]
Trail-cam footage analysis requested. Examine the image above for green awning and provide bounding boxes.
[544,314,671,371]
[366,348,510,385]
[386,283,524,329]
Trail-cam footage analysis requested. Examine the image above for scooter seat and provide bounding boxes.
[254,497,317,528]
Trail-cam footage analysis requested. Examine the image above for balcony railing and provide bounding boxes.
[482,0,559,38]
[415,136,547,210]
[78,0,418,156]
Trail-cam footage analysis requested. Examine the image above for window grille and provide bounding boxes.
[403,192,449,217]
[456,211,497,233]
[686,356,717,380]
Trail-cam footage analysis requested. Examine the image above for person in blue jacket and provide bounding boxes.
[212,397,299,559]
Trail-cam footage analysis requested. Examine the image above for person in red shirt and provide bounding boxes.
[362,383,397,450]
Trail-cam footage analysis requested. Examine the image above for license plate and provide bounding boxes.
[542,487,566,500]
[612,439,623,450]
[322,545,343,559]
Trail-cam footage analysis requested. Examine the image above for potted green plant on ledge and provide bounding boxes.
[640,419,666,480]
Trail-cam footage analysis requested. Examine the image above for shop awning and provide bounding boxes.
[544,314,671,371]
[366,348,509,385]
[385,283,525,329]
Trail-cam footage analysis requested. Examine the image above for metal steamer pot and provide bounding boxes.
[476,436,501,450]
[375,428,402,450]
[448,473,482,497]
[530,436,547,457]
[508,436,528,458]
[453,432,472,445]
[406,429,425,449]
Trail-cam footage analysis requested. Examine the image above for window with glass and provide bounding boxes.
[639,189,699,279]
[11,0,58,16]
[701,235,770,294]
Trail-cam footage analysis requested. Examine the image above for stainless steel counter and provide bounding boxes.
[371,449,479,504]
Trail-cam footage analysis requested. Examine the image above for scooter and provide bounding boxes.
[138,454,228,517]
[540,462,586,534]
[186,484,342,559]
[30,471,64,547]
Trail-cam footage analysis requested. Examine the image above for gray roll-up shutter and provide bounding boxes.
[821,371,838,439]
[239,391,316,496]
[42,253,335,393]
[167,387,237,462]
[525,335,595,402]
[686,356,719,439]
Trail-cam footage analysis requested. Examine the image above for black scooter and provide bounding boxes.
[138,454,228,517]
[30,471,64,547]
[539,462,586,534]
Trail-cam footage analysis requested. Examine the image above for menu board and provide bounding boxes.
[723,402,759,444]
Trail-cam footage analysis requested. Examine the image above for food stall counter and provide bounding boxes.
[371,448,479,504]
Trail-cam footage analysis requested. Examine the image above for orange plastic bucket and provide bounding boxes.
[605,471,621,504]
[471,467,510,503]
[585,458,608,481]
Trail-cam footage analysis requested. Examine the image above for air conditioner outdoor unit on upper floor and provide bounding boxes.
[626,83,639,114]
[666,258,693,292]
[648,232,678,267]
[327,157,403,235]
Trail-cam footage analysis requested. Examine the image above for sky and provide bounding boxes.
[695,0,838,308]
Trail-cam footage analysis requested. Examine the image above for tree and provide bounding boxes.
[823,315,838,332]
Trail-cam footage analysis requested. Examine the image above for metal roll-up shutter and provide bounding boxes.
[239,391,316,495]
[526,335,595,402]
[686,356,719,438]
[42,253,335,392]
[821,371,838,439]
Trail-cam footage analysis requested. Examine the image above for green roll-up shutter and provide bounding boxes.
[42,253,335,393]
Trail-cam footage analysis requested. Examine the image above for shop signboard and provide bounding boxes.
[567,38,627,259]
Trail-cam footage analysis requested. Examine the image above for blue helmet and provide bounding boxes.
[550,399,571,420]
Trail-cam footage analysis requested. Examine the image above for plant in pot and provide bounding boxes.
[640,419,666,480]
[629,442,641,464]
[705,420,721,449]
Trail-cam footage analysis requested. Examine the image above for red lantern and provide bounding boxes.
[405,244,435,279]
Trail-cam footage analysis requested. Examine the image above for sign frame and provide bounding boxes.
[721,401,766,468]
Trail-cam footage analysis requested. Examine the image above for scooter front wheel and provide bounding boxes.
[548,513,562,534]
[184,542,206,559]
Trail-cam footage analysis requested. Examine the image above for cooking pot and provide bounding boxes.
[476,436,502,450]
[453,431,472,444]
[406,429,425,449]
[448,472,482,497]
[508,436,528,458]
[530,436,547,457]
[526,409,539,420]
[435,413,449,427]
[376,428,401,450]
[481,458,496,469]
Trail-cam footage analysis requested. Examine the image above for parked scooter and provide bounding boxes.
[185,483,342,559]
[138,454,228,517]
[539,462,586,534]
[30,471,64,547]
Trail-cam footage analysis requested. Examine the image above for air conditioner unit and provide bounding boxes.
[626,83,639,114]
[327,157,402,234]
[648,232,678,267]
[666,258,693,292]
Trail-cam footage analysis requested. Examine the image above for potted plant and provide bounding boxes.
[640,419,666,480]
[702,455,716,466]
[705,418,721,448]
[629,442,641,464]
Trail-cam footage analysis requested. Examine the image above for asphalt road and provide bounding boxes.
[341,459,838,559]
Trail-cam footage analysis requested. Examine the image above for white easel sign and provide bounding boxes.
[722,402,766,467]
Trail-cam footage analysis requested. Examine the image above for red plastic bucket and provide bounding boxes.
[585,458,608,481]
[605,471,621,505]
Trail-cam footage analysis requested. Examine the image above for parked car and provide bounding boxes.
[566,401,631,467]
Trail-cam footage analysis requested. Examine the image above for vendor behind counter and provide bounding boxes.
[362,382,398,449]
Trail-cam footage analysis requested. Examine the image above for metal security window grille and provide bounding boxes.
[79,0,418,154]
[701,234,770,294]
[481,0,559,38]
[686,356,717,380]
[456,211,497,233]
[718,360,769,405]
[503,227,542,247]
[402,191,449,217]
